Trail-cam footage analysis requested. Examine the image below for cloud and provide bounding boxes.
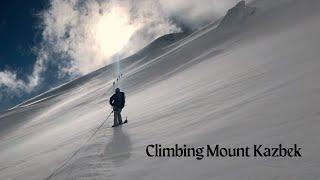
[0,0,179,99]
[38,0,243,76]
[1,0,242,103]
[159,0,243,29]
[40,0,181,76]
[0,71,25,93]
[0,49,47,95]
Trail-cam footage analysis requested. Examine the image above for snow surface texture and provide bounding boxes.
[1,0,320,179]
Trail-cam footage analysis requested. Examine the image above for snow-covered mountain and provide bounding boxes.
[1,0,320,179]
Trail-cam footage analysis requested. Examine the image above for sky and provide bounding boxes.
[0,0,48,110]
[0,0,241,111]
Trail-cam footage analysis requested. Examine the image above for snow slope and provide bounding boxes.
[1,0,320,179]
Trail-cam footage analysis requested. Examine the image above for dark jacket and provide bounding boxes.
[109,91,125,110]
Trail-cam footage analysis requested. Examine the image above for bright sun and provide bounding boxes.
[95,8,138,58]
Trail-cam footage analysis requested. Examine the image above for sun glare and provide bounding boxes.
[94,8,138,58]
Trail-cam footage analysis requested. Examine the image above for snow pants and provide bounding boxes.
[113,110,122,125]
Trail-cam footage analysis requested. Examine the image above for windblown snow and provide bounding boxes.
[1,0,320,179]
